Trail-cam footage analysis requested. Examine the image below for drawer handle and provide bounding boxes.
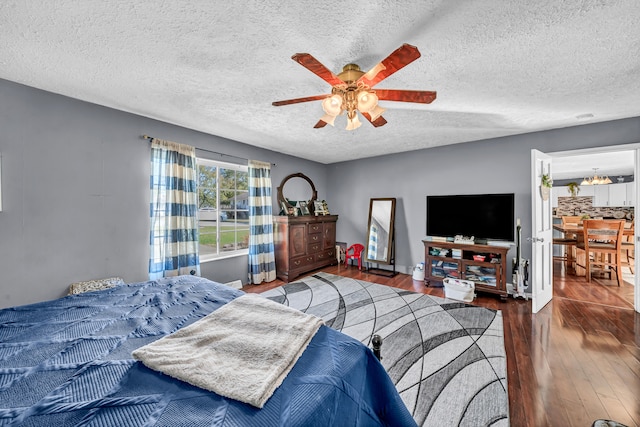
[312,236,319,241]
[294,260,301,266]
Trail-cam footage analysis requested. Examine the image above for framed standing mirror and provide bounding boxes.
[365,198,397,276]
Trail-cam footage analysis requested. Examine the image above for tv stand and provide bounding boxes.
[423,240,509,301]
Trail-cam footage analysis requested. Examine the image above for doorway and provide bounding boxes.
[533,144,639,313]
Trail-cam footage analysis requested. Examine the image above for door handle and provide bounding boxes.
[527,237,545,243]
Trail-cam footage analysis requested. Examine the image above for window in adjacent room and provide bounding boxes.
[197,157,249,261]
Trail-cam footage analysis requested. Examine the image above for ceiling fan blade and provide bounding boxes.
[292,53,345,87]
[272,94,328,106]
[358,43,422,88]
[313,120,329,128]
[375,89,437,104]
[361,112,387,127]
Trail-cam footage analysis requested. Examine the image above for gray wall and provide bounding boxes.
[0,79,328,308]
[326,119,640,276]
[1,78,639,307]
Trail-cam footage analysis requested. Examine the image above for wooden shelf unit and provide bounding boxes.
[423,240,510,300]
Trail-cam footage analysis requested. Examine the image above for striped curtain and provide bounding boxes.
[149,138,200,280]
[248,160,276,284]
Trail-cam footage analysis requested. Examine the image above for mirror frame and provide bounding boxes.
[277,172,318,213]
[365,198,396,265]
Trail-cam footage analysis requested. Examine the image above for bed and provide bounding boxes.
[0,276,416,426]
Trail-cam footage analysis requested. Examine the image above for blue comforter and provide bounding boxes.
[0,276,416,426]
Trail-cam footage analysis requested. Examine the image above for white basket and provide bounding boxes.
[443,278,475,302]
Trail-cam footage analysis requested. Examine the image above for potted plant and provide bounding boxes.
[567,182,580,197]
[540,174,552,200]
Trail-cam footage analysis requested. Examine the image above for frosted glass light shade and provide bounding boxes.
[367,104,386,121]
[319,113,337,126]
[322,95,343,116]
[346,114,362,130]
[357,91,378,112]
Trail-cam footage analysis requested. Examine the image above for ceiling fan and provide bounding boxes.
[272,43,437,130]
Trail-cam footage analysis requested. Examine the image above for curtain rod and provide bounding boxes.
[142,135,276,166]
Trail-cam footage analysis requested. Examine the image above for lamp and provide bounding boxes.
[580,168,613,185]
[319,64,386,131]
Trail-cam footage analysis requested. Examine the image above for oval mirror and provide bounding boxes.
[277,172,317,212]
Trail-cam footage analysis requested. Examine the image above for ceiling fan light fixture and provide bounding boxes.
[319,113,337,126]
[367,104,386,121]
[346,113,362,130]
[357,90,378,112]
[322,95,343,116]
[272,44,437,130]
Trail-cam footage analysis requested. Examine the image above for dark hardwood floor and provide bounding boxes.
[244,263,639,427]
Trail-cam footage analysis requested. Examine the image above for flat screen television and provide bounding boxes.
[426,193,515,242]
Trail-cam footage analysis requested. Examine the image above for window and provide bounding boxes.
[197,158,249,261]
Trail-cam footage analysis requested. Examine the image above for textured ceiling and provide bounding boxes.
[1,1,640,164]
[552,150,635,181]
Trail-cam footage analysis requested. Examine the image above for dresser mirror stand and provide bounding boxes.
[277,172,318,215]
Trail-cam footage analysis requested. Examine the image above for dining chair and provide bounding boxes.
[576,219,625,286]
[621,222,634,274]
[552,216,580,271]
[562,215,582,225]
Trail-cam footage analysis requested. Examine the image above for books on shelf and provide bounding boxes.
[425,236,448,242]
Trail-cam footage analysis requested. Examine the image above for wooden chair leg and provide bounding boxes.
[616,253,623,287]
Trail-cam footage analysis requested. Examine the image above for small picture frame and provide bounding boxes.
[314,200,329,216]
[299,201,310,215]
[280,201,289,216]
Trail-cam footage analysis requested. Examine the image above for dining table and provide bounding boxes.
[553,221,634,277]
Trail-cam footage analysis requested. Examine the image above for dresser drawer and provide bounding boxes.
[308,223,322,234]
[315,248,336,264]
[308,241,322,253]
[308,232,322,246]
[290,255,314,270]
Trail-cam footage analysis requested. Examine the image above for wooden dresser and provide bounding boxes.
[274,215,338,282]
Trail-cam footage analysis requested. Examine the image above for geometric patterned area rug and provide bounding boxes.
[261,272,509,427]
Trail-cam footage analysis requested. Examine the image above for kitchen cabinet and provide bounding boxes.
[552,187,569,207]
[593,185,609,206]
[609,183,627,206]
[592,182,636,207]
[627,182,636,205]
[578,185,595,197]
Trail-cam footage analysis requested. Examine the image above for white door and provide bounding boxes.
[635,149,640,312]
[531,150,554,313]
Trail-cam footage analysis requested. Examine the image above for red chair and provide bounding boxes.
[344,243,365,270]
